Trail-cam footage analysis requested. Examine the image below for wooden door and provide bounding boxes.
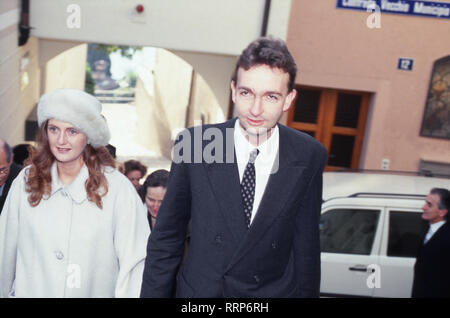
[287,86,370,171]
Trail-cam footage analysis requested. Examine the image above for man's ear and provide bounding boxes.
[282,88,297,112]
[230,80,237,104]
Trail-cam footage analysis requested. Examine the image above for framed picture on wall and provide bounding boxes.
[420,56,450,140]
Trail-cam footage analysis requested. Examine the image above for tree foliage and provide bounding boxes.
[92,45,142,59]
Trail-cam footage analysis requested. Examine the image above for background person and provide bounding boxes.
[12,143,31,166]
[124,159,147,191]
[140,37,327,298]
[105,144,116,159]
[0,88,150,297]
[140,169,169,230]
[412,187,450,298]
[0,139,22,214]
[140,169,190,265]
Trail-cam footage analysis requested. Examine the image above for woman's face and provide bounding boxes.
[126,170,143,189]
[47,119,87,166]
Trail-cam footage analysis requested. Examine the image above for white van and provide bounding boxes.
[320,171,450,298]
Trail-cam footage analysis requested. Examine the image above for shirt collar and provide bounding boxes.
[234,119,279,163]
[0,183,4,196]
[430,220,446,234]
[50,161,89,204]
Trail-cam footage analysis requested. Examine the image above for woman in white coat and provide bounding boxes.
[0,88,150,297]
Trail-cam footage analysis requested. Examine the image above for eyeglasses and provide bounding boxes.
[0,165,10,175]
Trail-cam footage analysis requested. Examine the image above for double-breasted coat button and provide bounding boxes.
[271,242,277,249]
[253,275,260,283]
[215,235,222,244]
[55,251,64,260]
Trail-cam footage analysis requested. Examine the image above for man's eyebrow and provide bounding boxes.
[266,91,282,96]
[237,85,253,92]
[237,86,282,96]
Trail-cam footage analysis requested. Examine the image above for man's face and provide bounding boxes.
[0,148,11,187]
[145,186,167,218]
[231,64,296,143]
[422,193,447,224]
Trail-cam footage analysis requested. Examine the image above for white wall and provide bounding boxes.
[267,0,292,40]
[31,0,262,55]
[30,0,292,56]
[40,41,87,93]
[0,2,40,146]
[173,50,236,118]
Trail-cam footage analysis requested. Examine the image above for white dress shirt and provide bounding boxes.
[424,220,446,244]
[234,119,279,225]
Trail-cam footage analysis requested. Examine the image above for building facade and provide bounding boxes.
[284,0,450,174]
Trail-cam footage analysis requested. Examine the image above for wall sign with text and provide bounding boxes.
[398,58,414,71]
[336,0,450,19]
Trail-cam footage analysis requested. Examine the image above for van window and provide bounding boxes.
[387,211,428,258]
[320,209,380,255]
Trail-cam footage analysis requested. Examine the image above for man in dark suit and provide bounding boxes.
[412,188,450,298]
[140,37,327,298]
[0,139,22,214]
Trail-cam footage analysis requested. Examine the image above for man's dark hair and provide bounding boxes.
[13,144,30,166]
[124,160,147,177]
[430,188,450,219]
[106,144,116,159]
[143,169,169,189]
[232,36,297,91]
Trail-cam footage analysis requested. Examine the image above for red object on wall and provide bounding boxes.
[136,4,144,13]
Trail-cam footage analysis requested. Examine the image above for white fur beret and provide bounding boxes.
[37,88,110,148]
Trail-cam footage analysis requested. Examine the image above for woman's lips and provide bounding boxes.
[57,147,71,153]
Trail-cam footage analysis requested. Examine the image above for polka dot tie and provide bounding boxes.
[241,149,259,228]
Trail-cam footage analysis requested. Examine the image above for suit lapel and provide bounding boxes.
[425,222,449,245]
[204,119,248,244]
[206,161,248,244]
[226,125,309,270]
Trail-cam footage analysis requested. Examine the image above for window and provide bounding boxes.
[387,211,428,258]
[328,134,355,167]
[320,209,380,255]
[334,93,361,128]
[420,55,450,140]
[287,87,370,170]
[293,89,321,124]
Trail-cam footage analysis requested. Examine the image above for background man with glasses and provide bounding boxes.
[0,138,22,214]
